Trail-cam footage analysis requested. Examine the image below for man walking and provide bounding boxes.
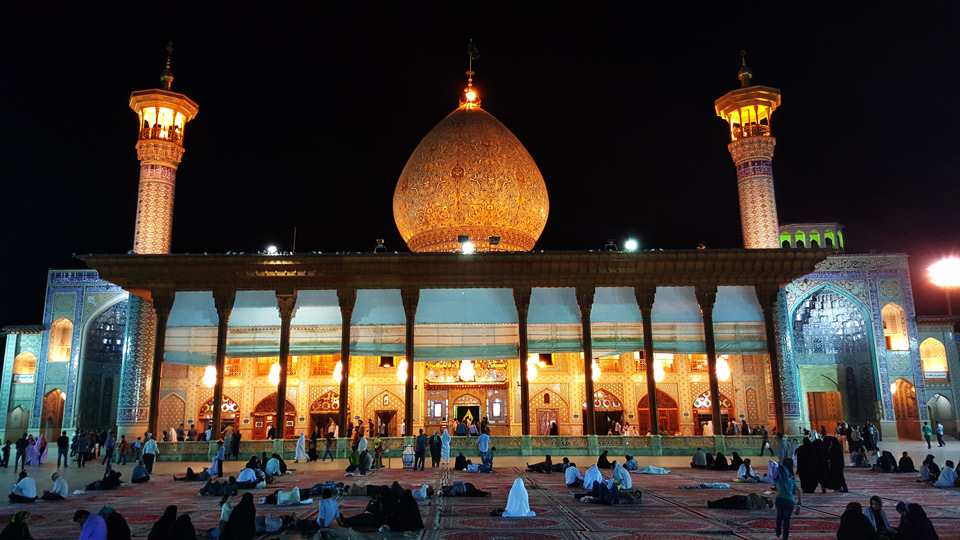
[922,421,933,449]
[936,421,946,447]
[215,440,225,478]
[116,435,128,465]
[758,427,771,456]
[57,431,70,468]
[142,433,159,473]
[131,437,142,462]
[101,432,115,465]
[414,429,427,471]
[14,433,28,472]
[75,433,88,468]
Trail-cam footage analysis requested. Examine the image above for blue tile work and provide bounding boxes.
[116,294,156,425]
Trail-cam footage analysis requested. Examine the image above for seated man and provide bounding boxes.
[624,455,638,471]
[316,488,342,528]
[690,448,707,469]
[131,461,151,484]
[565,465,585,487]
[526,455,553,473]
[441,481,489,497]
[480,446,495,473]
[236,464,261,488]
[265,455,282,476]
[466,459,479,472]
[920,455,941,482]
[737,458,762,482]
[9,472,37,503]
[706,492,772,509]
[344,450,359,473]
[933,460,957,488]
[40,472,68,501]
[851,449,872,468]
[200,476,239,496]
[898,452,917,473]
[872,451,897,473]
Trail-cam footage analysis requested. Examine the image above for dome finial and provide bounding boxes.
[159,40,175,91]
[462,39,481,108]
[737,50,753,88]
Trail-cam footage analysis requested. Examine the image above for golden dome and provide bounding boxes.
[393,104,549,252]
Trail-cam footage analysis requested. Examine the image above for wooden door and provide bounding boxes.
[537,409,559,435]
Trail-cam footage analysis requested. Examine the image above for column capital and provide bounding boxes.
[337,287,357,315]
[401,287,420,318]
[151,290,176,317]
[695,284,718,315]
[276,289,298,321]
[513,286,531,317]
[213,289,236,320]
[755,283,781,312]
[575,285,595,317]
[633,285,656,313]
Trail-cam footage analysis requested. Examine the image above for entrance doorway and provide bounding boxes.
[375,410,398,437]
[310,390,340,437]
[892,378,921,440]
[638,389,680,435]
[537,409,559,435]
[454,406,480,426]
[253,394,296,439]
[692,390,734,435]
[807,391,844,435]
[41,389,65,438]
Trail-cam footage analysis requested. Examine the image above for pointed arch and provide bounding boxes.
[41,389,65,437]
[637,389,679,435]
[12,352,36,383]
[881,303,909,350]
[891,378,920,439]
[920,337,949,380]
[158,393,186,435]
[253,393,296,439]
[48,318,73,363]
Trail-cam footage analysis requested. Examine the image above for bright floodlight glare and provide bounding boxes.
[929,257,960,287]
[462,241,476,254]
[266,245,278,255]
[624,239,639,252]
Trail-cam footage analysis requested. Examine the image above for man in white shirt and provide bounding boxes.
[316,488,342,528]
[937,422,946,447]
[142,433,159,473]
[41,472,68,500]
[934,460,957,488]
[9,471,37,503]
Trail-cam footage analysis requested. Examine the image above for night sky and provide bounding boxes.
[2,4,960,330]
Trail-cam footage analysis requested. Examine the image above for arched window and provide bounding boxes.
[920,337,949,380]
[881,303,909,350]
[13,352,36,383]
[48,318,73,363]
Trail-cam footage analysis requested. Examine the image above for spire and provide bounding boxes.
[462,39,481,108]
[737,50,753,88]
[160,41,174,91]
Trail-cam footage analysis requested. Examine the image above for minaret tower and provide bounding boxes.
[715,51,782,249]
[128,41,199,254]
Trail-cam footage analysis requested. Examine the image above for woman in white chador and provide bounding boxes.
[440,427,451,465]
[502,478,536,517]
[583,464,603,490]
[294,432,309,463]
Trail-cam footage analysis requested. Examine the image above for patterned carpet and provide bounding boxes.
[2,457,960,539]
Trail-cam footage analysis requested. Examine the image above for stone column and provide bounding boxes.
[117,294,157,437]
[275,290,297,439]
[634,286,658,435]
[695,285,722,435]
[757,284,787,433]
[513,287,532,435]
[211,290,235,436]
[147,292,175,437]
[728,137,779,249]
[401,288,419,436]
[576,286,596,435]
[337,288,357,433]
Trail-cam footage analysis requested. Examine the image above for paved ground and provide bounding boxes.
[0,438,957,539]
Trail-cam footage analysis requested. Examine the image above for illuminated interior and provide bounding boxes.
[139,107,187,144]
[12,351,36,383]
[48,317,73,363]
[724,105,772,141]
[881,303,909,351]
[920,337,949,380]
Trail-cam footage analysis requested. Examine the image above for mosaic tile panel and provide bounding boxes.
[133,164,177,254]
[117,295,156,424]
[728,136,778,249]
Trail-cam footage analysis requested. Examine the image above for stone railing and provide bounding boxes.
[151,434,776,461]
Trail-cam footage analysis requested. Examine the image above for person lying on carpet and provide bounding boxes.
[410,484,434,500]
[920,455,940,482]
[440,481,489,497]
[295,488,344,534]
[85,465,122,491]
[261,486,313,505]
[565,465,585,487]
[632,465,670,474]
[131,461,150,484]
[0,511,32,540]
[8,471,36,503]
[737,458,762,482]
[894,502,938,539]
[502,478,536,517]
[454,452,467,471]
[526,455,553,473]
[873,451,898,473]
[573,476,642,505]
[898,452,918,473]
[933,460,957,487]
[465,459,479,472]
[679,482,731,489]
[706,492,772,509]
[254,513,296,535]
[597,450,612,469]
[624,455,638,471]
[728,451,744,471]
[691,448,707,469]
[710,452,729,470]
[199,476,239,496]
[173,467,210,482]
[863,496,893,537]
[40,472,68,500]
[340,485,424,532]
[837,502,880,540]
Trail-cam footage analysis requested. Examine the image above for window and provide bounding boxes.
[881,303,909,350]
[310,355,339,376]
[688,354,708,372]
[654,353,676,373]
[13,352,36,383]
[920,338,949,380]
[224,358,242,377]
[48,318,73,363]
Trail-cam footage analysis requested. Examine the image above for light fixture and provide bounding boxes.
[60,391,67,400]
[890,382,897,395]
[716,355,731,382]
[465,89,477,102]
[397,358,409,383]
[604,239,617,251]
[461,241,475,254]
[459,359,476,382]
[202,365,217,388]
[333,360,343,383]
[268,362,281,386]
[266,245,278,255]
[929,257,960,315]
[591,360,601,381]
[624,239,638,252]
[653,359,665,383]
[526,354,538,382]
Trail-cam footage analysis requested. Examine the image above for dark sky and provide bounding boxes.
[2,3,960,329]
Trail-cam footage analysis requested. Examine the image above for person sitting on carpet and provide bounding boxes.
[131,461,150,484]
[40,472,68,500]
[199,476,239,496]
[933,460,957,487]
[894,502,938,539]
[837,502,879,540]
[706,492,772,509]
[220,492,255,540]
[86,465,122,491]
[583,464,604,490]
[526,455,553,473]
[170,514,195,540]
[454,452,468,471]
[873,451,898,473]
[691,448,708,469]
[851,448,872,468]
[728,451,744,471]
[147,505,177,540]
[705,453,716,468]
[98,506,132,540]
[441,481,489,497]
[612,461,632,489]
[760,459,778,484]
[863,496,893,536]
[8,472,36,503]
[479,446,496,473]
[711,452,729,471]
[265,454,282,476]
[315,488,342,528]
[898,452,918,473]
[0,511,32,540]
[565,465,585,487]
[73,510,107,540]
[737,458,762,482]
[920,455,940,483]
[633,465,670,474]
[237,461,262,487]
[385,490,424,531]
[502,478,536,517]
[344,449,359,474]
[624,455,638,471]
[597,450,612,469]
[551,457,570,472]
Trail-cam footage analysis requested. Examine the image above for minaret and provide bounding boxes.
[128,41,199,254]
[715,51,782,249]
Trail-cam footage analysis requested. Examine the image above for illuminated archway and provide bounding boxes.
[638,389,679,435]
[891,378,920,439]
[253,393,296,440]
[920,338,949,380]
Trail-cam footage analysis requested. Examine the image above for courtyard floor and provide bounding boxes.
[1,438,958,539]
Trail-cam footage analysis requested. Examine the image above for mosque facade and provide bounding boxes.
[2,51,958,455]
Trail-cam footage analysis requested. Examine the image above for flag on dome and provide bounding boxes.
[468,40,480,60]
